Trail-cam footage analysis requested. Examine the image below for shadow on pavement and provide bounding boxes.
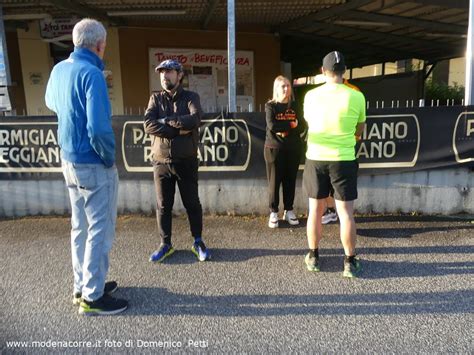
[203,245,474,263]
[156,250,197,265]
[117,288,473,317]
[355,215,474,223]
[360,260,474,279]
[357,225,474,238]
[357,245,474,255]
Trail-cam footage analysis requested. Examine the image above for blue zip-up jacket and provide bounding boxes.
[45,47,115,167]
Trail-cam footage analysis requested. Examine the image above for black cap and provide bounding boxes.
[322,51,346,72]
[155,59,183,72]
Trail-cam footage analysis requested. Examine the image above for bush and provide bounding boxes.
[424,79,464,102]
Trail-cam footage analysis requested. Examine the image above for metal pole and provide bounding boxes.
[227,0,237,112]
[465,0,474,105]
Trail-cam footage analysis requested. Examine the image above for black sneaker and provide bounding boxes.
[73,281,119,305]
[304,252,320,272]
[79,294,128,316]
[343,257,362,278]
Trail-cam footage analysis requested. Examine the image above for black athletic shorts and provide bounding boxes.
[303,159,358,201]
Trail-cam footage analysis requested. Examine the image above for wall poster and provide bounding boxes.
[149,48,254,112]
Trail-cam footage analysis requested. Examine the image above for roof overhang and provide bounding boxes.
[1,0,468,77]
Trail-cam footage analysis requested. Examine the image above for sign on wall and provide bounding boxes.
[148,48,255,112]
[358,114,420,168]
[453,112,474,163]
[122,117,252,172]
[39,18,79,39]
[1,107,473,178]
[0,122,61,172]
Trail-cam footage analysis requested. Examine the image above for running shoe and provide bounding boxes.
[149,244,175,263]
[191,239,211,261]
[343,257,362,278]
[322,208,338,224]
[284,210,299,226]
[268,212,279,228]
[304,252,320,272]
[73,281,118,305]
[79,294,128,316]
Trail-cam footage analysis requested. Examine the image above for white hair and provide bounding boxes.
[72,18,106,49]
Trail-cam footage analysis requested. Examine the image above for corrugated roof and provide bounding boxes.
[2,0,468,76]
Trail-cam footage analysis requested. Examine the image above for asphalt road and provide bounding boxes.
[1,214,473,353]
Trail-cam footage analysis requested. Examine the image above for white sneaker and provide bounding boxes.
[268,212,279,228]
[284,210,299,225]
[322,208,338,224]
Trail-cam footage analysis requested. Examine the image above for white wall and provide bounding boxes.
[351,64,383,78]
[1,169,472,217]
[448,57,466,87]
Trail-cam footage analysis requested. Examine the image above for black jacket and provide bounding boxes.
[264,101,307,150]
[144,86,203,163]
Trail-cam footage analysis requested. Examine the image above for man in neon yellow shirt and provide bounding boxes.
[303,51,366,278]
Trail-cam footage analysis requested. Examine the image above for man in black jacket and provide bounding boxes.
[144,59,210,263]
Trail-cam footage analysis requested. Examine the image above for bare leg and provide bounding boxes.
[307,198,326,249]
[334,199,356,256]
[326,196,336,209]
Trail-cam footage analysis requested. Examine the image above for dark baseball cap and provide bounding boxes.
[155,59,183,72]
[322,51,346,72]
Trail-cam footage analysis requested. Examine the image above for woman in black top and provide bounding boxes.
[264,75,307,228]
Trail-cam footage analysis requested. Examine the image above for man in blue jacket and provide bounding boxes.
[45,18,127,315]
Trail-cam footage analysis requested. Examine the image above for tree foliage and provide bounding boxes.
[424,79,464,102]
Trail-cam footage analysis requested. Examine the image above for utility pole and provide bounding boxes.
[465,0,474,105]
[227,0,236,112]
